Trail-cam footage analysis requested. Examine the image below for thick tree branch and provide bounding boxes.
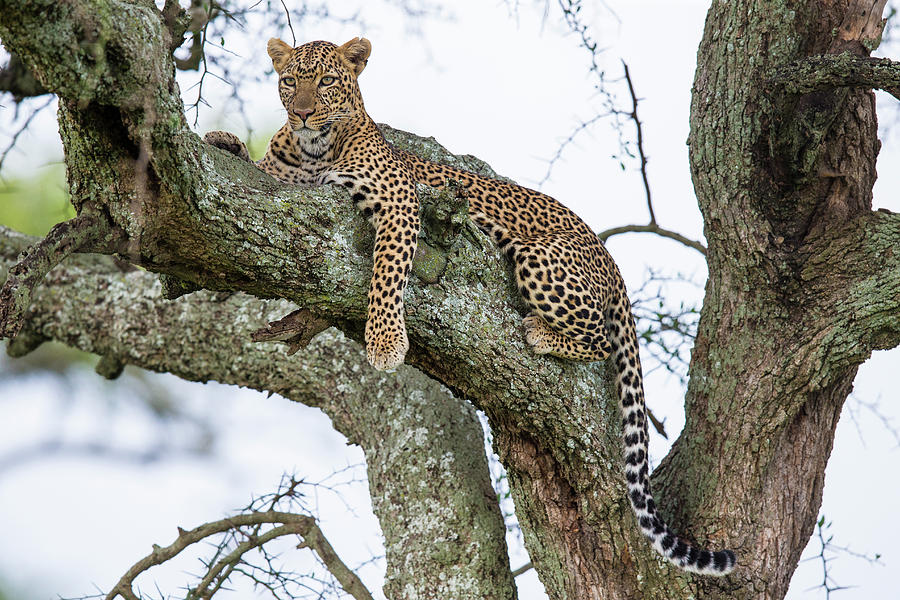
[770,53,900,100]
[0,226,517,600]
[684,3,896,598]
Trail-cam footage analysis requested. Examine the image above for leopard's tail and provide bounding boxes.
[606,295,736,576]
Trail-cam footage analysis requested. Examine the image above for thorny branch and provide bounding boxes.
[622,60,654,224]
[541,4,707,254]
[845,392,900,448]
[105,475,375,600]
[803,516,884,599]
[630,268,701,389]
[594,64,707,255]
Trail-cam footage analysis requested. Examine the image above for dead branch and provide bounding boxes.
[106,510,373,600]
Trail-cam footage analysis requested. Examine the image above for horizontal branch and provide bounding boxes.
[770,52,900,100]
[0,227,517,600]
[598,222,707,255]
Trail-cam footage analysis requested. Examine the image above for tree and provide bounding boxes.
[1,1,900,599]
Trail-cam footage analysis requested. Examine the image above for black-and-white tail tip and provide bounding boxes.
[611,301,736,576]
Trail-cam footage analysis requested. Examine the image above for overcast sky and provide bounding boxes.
[1,1,898,599]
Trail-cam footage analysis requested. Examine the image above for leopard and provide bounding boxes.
[203,37,736,576]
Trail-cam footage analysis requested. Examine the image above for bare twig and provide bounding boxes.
[803,516,884,599]
[622,60,654,224]
[536,14,707,255]
[595,62,707,255]
[598,222,707,255]
[0,95,55,176]
[537,111,611,186]
[280,0,297,46]
[629,268,702,386]
[106,510,374,600]
[845,393,900,448]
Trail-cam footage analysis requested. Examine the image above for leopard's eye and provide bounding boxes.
[319,75,336,86]
[281,76,296,86]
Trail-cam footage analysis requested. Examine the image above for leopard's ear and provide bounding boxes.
[267,38,293,73]
[337,37,371,77]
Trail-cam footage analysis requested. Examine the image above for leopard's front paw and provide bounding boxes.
[203,130,252,163]
[522,313,554,354]
[365,321,409,371]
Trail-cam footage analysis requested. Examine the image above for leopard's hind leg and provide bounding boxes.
[509,232,612,362]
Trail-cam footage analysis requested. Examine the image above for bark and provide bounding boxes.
[678,1,900,599]
[1,1,899,599]
[0,227,517,600]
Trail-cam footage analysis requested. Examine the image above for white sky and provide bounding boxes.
[1,1,898,599]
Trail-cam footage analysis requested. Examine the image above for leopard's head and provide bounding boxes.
[267,37,371,134]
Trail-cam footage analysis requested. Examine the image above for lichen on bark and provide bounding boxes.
[3,1,900,599]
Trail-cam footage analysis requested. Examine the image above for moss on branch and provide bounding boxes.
[770,53,900,100]
[0,226,517,600]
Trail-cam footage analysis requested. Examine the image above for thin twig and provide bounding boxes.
[280,0,296,46]
[622,60,654,224]
[598,222,707,255]
[537,111,611,186]
[803,516,884,599]
[0,95,55,176]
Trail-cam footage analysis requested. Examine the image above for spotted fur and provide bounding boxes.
[204,37,736,576]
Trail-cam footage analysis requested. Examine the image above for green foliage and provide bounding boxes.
[246,131,271,162]
[0,164,74,235]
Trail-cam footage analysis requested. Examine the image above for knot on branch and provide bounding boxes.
[6,327,47,358]
[419,180,469,251]
[95,353,126,380]
[159,273,203,299]
[410,182,470,284]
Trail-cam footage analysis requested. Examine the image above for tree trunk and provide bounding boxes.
[2,1,900,599]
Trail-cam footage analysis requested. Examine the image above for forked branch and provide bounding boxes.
[106,510,373,600]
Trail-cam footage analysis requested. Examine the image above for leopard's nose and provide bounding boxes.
[293,108,315,121]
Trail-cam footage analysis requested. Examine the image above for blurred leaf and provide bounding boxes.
[0,164,74,235]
